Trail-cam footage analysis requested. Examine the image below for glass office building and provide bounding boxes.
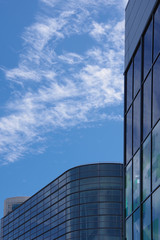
[125,0,160,239]
[1,163,123,240]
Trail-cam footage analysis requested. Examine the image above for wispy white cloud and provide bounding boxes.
[59,52,83,65]
[0,0,125,163]
[90,22,111,40]
[6,66,41,81]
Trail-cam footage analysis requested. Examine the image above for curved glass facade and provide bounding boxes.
[1,163,123,240]
[125,1,160,239]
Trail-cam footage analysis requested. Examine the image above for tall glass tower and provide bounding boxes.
[124,0,160,239]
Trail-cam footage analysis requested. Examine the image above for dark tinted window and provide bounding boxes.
[126,63,133,110]
[143,72,151,140]
[133,208,140,240]
[152,187,160,239]
[142,135,151,200]
[144,20,152,79]
[126,216,132,240]
[80,165,99,178]
[153,56,160,126]
[152,121,160,190]
[142,198,151,240]
[133,92,140,154]
[134,44,141,96]
[133,150,140,210]
[126,107,132,163]
[126,162,132,217]
[154,5,160,60]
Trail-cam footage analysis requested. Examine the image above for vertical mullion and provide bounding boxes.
[131,58,133,240]
[151,11,154,240]
[140,34,143,240]
[124,71,127,239]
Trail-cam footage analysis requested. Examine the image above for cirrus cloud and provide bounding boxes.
[0,0,125,164]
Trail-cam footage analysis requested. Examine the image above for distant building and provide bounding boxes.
[125,0,160,239]
[1,163,123,240]
[4,197,30,217]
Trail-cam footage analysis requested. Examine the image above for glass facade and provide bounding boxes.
[1,163,123,240]
[125,1,160,239]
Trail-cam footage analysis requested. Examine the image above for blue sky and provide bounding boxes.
[0,0,127,218]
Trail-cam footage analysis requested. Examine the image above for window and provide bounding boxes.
[126,63,133,110]
[80,190,99,204]
[133,208,140,240]
[153,56,160,126]
[154,4,160,60]
[134,44,141,97]
[126,107,132,163]
[152,187,160,239]
[142,198,151,240]
[80,203,99,217]
[126,162,132,217]
[142,135,151,200]
[99,189,122,202]
[79,165,99,178]
[143,72,151,140]
[152,121,160,190]
[133,150,140,210]
[99,202,122,215]
[133,92,141,154]
[144,20,152,79]
[126,216,132,240]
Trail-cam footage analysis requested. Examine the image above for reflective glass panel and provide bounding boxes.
[126,216,132,240]
[134,44,141,97]
[126,63,133,110]
[133,208,140,240]
[142,198,151,240]
[153,56,160,126]
[154,5,160,60]
[80,165,99,178]
[126,107,132,163]
[153,187,160,240]
[143,73,151,140]
[142,135,151,200]
[133,93,140,154]
[152,121,160,190]
[126,161,132,217]
[133,150,140,210]
[144,20,152,79]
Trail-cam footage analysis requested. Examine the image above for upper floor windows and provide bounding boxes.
[126,107,132,163]
[134,45,141,97]
[153,56,160,126]
[154,4,160,61]
[133,92,140,154]
[126,62,133,111]
[126,44,141,113]
[143,72,151,140]
[144,20,152,80]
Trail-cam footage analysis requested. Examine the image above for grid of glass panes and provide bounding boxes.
[1,163,123,240]
[125,2,160,239]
